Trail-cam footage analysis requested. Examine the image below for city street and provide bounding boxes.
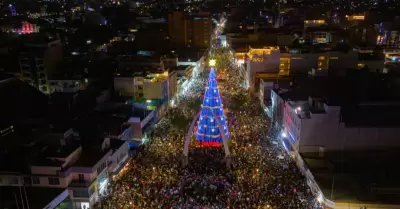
[95,19,322,209]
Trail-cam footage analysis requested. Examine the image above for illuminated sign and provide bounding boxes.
[346,15,365,20]
[353,16,364,20]
[304,20,325,24]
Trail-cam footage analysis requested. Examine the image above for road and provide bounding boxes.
[95,17,322,209]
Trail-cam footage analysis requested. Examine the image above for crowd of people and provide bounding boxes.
[94,41,323,209]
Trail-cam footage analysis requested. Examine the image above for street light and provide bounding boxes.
[209,59,216,67]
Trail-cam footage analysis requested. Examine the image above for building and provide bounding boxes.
[270,75,400,209]
[245,46,281,91]
[168,71,178,105]
[116,54,164,71]
[0,77,131,209]
[168,11,185,48]
[47,77,86,94]
[236,46,367,92]
[0,187,70,209]
[19,33,63,93]
[143,71,169,101]
[0,139,129,209]
[168,11,212,49]
[29,139,127,209]
[280,96,400,154]
[304,19,326,28]
[0,21,39,34]
[114,70,174,102]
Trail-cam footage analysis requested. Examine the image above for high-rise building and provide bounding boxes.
[196,68,229,147]
[168,11,212,49]
[19,34,63,93]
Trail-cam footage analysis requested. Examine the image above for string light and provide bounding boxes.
[196,68,229,146]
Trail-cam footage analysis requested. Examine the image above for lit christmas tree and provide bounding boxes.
[196,67,229,147]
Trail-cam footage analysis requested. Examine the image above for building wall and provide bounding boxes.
[130,122,142,141]
[168,11,185,48]
[168,11,211,49]
[271,89,287,127]
[143,79,162,99]
[280,98,400,153]
[0,174,23,186]
[168,71,177,101]
[19,39,62,93]
[114,77,135,95]
[289,51,358,75]
[44,40,63,76]
[245,50,359,86]
[247,48,281,90]
[108,141,129,174]
[186,14,212,49]
[283,102,310,153]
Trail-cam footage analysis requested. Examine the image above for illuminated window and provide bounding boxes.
[279,58,290,75]
[357,63,365,68]
[318,56,329,69]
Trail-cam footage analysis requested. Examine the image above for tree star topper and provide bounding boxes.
[209,59,216,67]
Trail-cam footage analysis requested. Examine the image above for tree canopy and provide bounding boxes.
[230,89,251,111]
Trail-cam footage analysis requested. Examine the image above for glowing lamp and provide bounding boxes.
[209,59,216,67]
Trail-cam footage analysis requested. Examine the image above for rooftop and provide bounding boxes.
[302,149,400,204]
[73,147,109,167]
[117,54,161,62]
[0,187,68,209]
[0,78,48,125]
[41,143,80,159]
[77,104,132,137]
[20,32,59,45]
[341,102,400,127]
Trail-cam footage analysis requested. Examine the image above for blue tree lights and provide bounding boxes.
[196,68,229,147]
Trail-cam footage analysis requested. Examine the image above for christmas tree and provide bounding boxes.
[196,68,229,147]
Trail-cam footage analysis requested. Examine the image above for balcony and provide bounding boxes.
[68,179,93,188]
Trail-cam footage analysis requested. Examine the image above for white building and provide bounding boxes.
[271,88,400,209]
[273,90,400,154]
[0,139,129,209]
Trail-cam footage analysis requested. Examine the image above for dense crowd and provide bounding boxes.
[94,35,323,209]
[94,88,322,209]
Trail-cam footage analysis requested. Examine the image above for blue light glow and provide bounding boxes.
[196,68,229,145]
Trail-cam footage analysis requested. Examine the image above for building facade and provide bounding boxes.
[237,46,364,91]
[19,38,63,93]
[0,139,129,209]
[168,11,212,49]
[273,90,400,154]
